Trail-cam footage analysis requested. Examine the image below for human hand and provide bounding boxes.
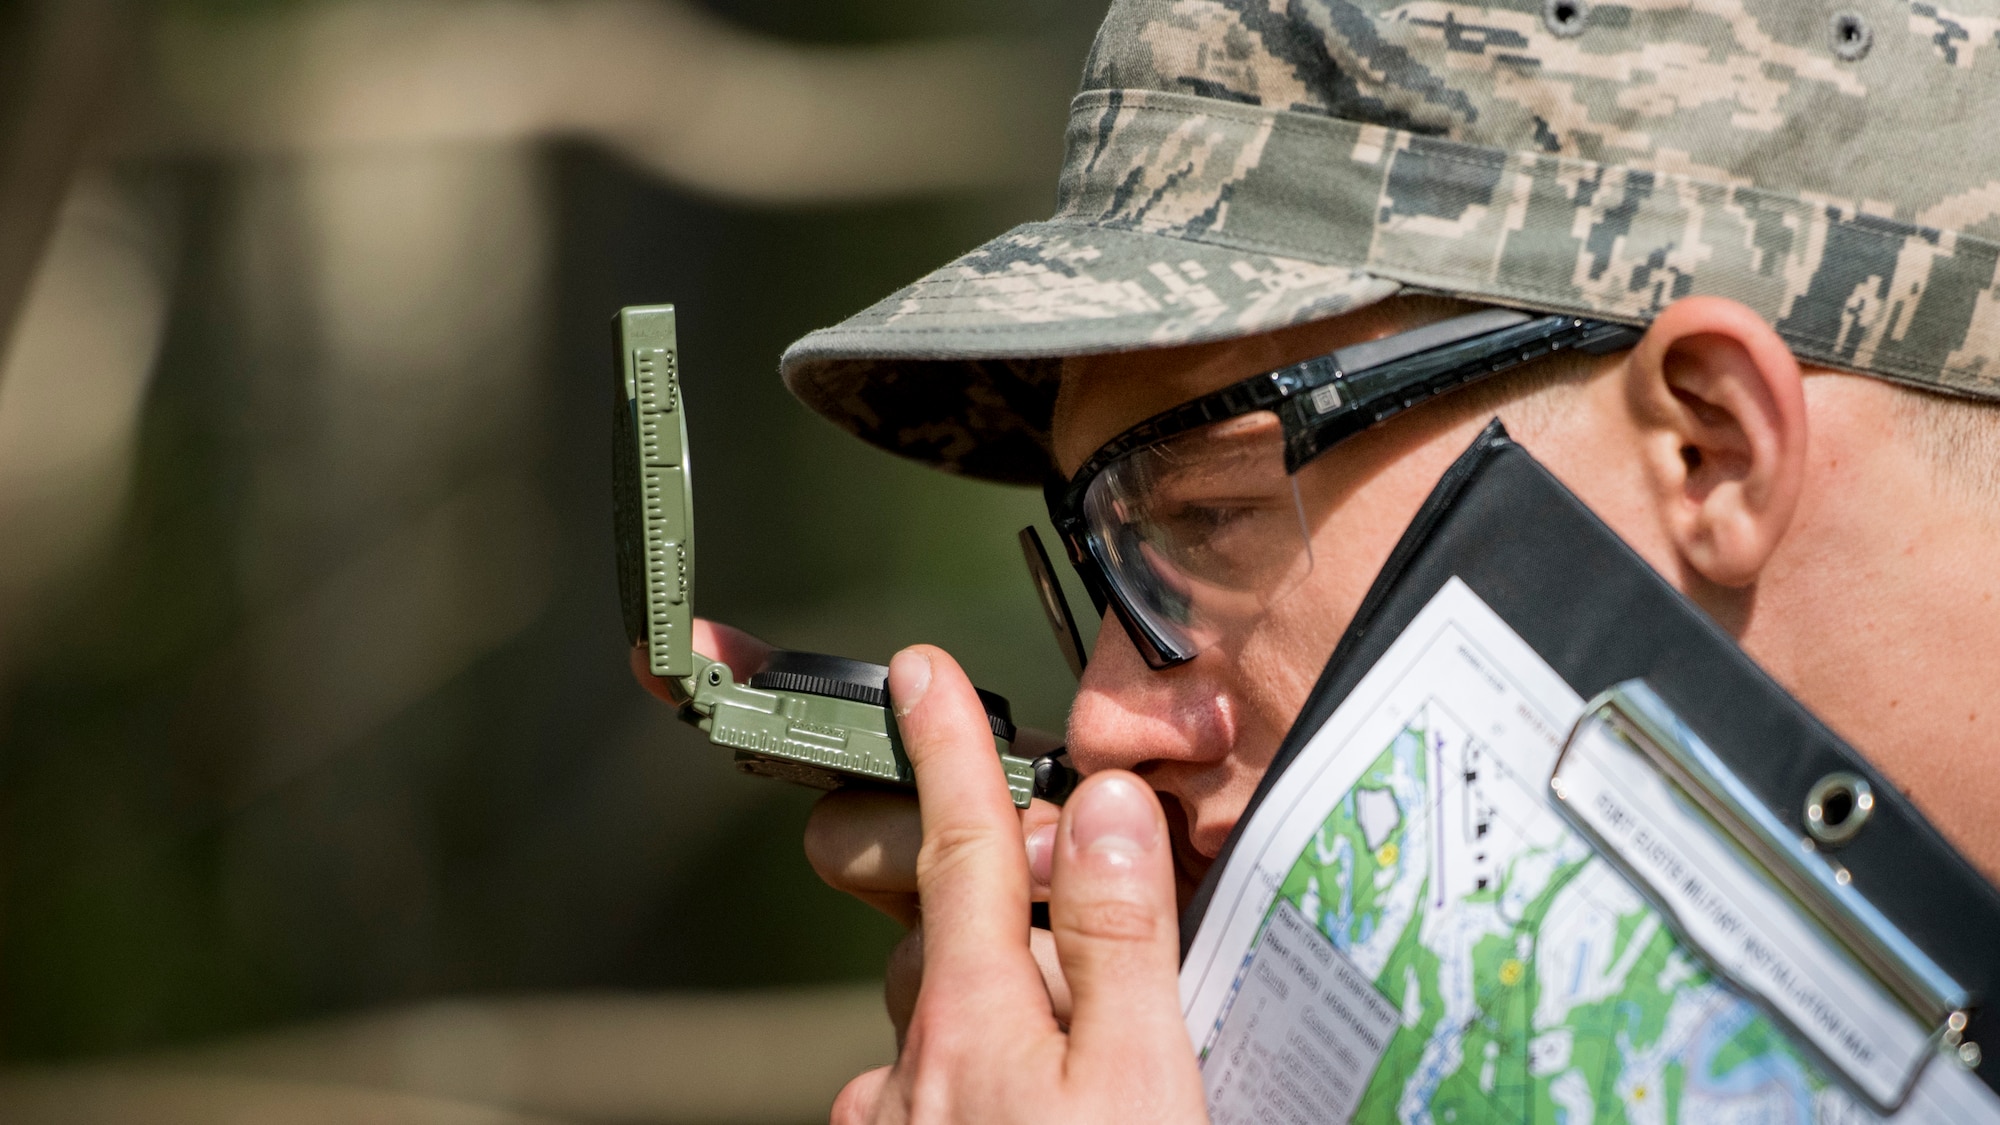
[830,645,1206,1124]
[630,622,1076,1038]
[806,783,1067,1042]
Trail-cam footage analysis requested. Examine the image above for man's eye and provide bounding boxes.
[1160,501,1254,536]
[1159,501,1296,564]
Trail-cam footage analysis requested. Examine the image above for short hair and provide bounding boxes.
[1893,386,2000,501]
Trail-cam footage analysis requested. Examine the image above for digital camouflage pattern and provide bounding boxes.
[782,0,2000,483]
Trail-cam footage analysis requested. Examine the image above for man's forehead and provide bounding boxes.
[1048,297,1469,476]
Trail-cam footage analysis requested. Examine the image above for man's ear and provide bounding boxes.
[1622,297,1807,593]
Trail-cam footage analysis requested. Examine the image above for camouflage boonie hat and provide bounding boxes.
[782,0,2000,485]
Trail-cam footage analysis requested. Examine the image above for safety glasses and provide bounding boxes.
[1021,308,1643,671]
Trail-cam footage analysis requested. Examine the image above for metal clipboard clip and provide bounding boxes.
[1548,680,1975,1114]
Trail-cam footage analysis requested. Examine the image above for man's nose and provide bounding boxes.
[1065,612,1235,777]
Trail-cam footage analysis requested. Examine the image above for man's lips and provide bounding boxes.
[1159,793,1218,911]
[1136,764,1243,858]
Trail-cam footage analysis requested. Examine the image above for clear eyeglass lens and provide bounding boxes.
[1080,410,1313,657]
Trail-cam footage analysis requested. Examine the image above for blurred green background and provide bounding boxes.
[0,0,1105,1118]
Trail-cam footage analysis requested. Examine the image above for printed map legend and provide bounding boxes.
[1202,900,1398,1124]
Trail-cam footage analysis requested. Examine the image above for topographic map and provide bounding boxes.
[1282,709,1840,1123]
[1182,579,2000,1125]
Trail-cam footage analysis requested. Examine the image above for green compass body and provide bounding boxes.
[612,304,1066,808]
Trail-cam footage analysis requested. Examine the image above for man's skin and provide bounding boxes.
[642,293,2000,1121]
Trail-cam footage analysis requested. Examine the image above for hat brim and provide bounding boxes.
[781,219,1402,485]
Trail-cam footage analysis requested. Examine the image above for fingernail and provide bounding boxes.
[1026,824,1055,886]
[1068,776,1159,864]
[887,649,932,718]
[888,644,932,712]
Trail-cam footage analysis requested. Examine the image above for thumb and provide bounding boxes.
[830,1065,892,1125]
[1048,773,1192,1079]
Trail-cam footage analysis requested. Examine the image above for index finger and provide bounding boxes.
[888,646,1046,1005]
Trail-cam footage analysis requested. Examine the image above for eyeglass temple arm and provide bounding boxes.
[1283,314,1644,472]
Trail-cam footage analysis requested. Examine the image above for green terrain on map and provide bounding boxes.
[1265,718,1836,1124]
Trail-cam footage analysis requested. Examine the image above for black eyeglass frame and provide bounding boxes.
[1040,308,1646,670]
